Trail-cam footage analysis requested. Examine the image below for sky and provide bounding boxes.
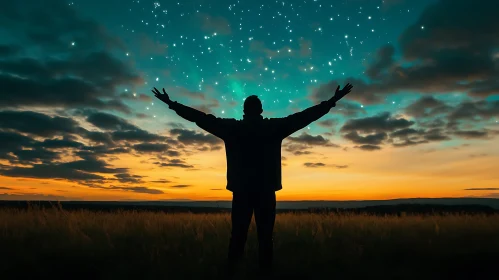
[0,0,498,201]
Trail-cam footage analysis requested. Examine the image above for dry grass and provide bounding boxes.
[1,206,499,279]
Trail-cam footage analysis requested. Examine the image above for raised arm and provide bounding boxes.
[275,83,353,138]
[152,87,231,139]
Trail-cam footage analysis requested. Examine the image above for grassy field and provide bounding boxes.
[1,206,499,279]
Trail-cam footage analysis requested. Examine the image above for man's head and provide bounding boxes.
[243,95,263,116]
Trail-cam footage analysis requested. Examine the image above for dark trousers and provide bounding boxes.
[227,190,276,271]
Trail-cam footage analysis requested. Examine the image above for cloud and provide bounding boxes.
[114,173,144,184]
[86,112,138,131]
[0,110,82,137]
[464,188,499,191]
[288,132,335,146]
[365,44,396,80]
[341,112,414,134]
[303,162,348,169]
[133,143,170,153]
[310,0,499,104]
[0,187,13,190]
[0,163,106,181]
[170,128,222,146]
[0,130,64,164]
[355,144,382,151]
[150,179,171,183]
[111,129,167,142]
[453,130,489,139]
[304,162,326,168]
[404,96,453,118]
[154,159,194,169]
[283,143,312,156]
[0,44,21,56]
[0,0,142,113]
[344,131,387,145]
[317,119,338,128]
[108,186,164,195]
[169,184,191,188]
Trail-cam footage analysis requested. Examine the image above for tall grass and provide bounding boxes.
[1,206,498,279]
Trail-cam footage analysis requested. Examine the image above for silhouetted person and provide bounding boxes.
[152,83,353,277]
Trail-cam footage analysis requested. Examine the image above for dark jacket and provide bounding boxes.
[168,100,335,192]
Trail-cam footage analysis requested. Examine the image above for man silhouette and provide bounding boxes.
[152,83,353,277]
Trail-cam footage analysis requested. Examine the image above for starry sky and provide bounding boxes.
[0,0,498,201]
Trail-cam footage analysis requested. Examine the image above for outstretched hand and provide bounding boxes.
[152,87,172,105]
[330,83,353,103]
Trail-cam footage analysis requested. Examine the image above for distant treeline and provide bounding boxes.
[0,201,497,215]
[306,204,498,216]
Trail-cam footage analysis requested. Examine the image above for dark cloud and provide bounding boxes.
[0,110,82,137]
[311,0,499,104]
[464,188,499,191]
[133,143,171,153]
[356,144,382,151]
[60,156,127,174]
[288,132,336,146]
[0,163,105,181]
[304,162,326,168]
[0,0,142,113]
[283,143,312,156]
[154,159,194,169]
[84,131,115,145]
[111,129,167,142]
[169,184,191,188]
[453,130,489,139]
[12,148,59,165]
[114,173,144,184]
[317,119,338,128]
[390,128,421,138]
[334,101,367,117]
[344,131,387,145]
[170,128,222,146]
[0,130,70,164]
[34,137,84,149]
[341,112,414,134]
[366,44,396,80]
[423,128,451,142]
[448,100,499,123]
[108,186,164,195]
[0,44,21,56]
[0,53,140,113]
[86,112,138,131]
[0,187,13,190]
[303,162,348,169]
[150,179,172,183]
[404,96,453,118]
[469,153,488,158]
